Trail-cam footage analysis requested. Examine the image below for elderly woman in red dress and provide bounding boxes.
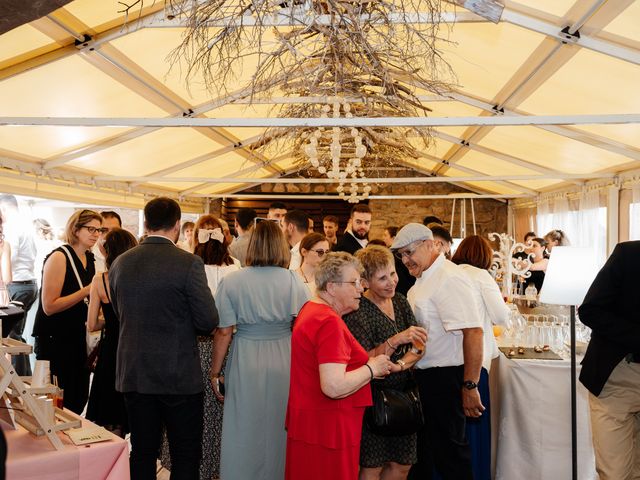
[286,252,395,480]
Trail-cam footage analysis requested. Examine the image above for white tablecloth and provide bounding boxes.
[492,353,598,480]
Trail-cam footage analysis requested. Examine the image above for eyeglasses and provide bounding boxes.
[394,240,426,260]
[81,226,108,235]
[310,248,329,257]
[330,278,363,288]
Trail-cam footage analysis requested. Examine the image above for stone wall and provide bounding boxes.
[368,182,508,240]
[242,181,509,240]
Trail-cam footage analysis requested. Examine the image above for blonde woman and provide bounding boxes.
[33,209,103,414]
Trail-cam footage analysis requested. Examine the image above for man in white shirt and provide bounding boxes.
[282,210,310,271]
[0,195,37,376]
[92,211,122,273]
[392,223,484,480]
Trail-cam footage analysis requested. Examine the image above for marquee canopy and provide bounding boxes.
[0,0,638,210]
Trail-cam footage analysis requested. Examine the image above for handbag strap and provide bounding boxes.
[60,245,89,303]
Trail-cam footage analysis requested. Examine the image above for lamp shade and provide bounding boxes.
[539,247,600,306]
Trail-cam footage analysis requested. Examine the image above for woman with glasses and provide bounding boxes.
[33,209,103,414]
[212,220,309,480]
[86,228,137,437]
[296,232,330,296]
[344,246,427,480]
[286,252,396,480]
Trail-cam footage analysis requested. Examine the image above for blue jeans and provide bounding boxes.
[124,391,204,480]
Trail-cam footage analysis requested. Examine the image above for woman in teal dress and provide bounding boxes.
[211,220,310,480]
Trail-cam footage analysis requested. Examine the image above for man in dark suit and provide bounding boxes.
[110,197,219,480]
[333,204,372,255]
[579,241,640,480]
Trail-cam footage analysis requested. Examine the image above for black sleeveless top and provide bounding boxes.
[33,245,95,338]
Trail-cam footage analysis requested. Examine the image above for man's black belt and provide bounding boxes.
[9,280,36,285]
[626,353,640,364]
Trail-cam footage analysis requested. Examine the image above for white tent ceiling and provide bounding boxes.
[0,0,639,210]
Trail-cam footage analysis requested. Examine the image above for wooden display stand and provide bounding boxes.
[0,338,80,450]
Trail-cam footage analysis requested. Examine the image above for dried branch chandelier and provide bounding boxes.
[167,0,458,201]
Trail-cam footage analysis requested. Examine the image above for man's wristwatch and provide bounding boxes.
[462,380,478,390]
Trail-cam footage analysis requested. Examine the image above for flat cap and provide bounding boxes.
[391,223,433,250]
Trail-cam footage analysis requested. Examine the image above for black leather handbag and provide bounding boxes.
[365,377,424,437]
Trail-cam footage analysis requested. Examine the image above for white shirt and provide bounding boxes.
[92,243,106,273]
[204,261,241,296]
[407,254,483,369]
[458,264,510,371]
[289,242,302,271]
[5,219,36,281]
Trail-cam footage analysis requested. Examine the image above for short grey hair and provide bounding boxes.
[315,252,363,292]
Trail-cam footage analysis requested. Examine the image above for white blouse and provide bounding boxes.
[205,260,241,296]
[458,264,510,371]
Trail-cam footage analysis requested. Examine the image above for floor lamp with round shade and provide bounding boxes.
[538,247,600,480]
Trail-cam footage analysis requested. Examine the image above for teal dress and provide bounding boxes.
[215,267,310,480]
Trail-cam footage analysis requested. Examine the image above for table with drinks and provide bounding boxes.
[490,305,597,480]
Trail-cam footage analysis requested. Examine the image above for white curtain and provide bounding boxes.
[630,185,640,241]
[536,190,607,267]
[552,196,578,245]
[578,189,606,267]
[536,198,552,237]
[536,195,577,241]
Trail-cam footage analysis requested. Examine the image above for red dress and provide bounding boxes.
[285,302,372,480]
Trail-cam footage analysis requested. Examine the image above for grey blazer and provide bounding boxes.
[110,236,219,395]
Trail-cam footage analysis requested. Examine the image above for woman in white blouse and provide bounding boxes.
[451,235,510,480]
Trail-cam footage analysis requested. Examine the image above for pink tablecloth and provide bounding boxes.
[2,414,129,480]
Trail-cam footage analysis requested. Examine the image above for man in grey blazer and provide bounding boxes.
[110,197,219,480]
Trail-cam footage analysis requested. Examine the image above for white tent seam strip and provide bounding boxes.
[501,8,640,66]
[3,114,639,127]
[91,173,615,183]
